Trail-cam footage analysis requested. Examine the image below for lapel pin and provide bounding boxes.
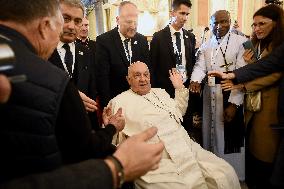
[79,51,84,55]
[185,35,188,39]
[134,41,137,45]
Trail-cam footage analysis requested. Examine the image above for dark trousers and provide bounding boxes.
[270,135,284,188]
[245,152,275,189]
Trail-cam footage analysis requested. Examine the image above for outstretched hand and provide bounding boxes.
[103,105,125,132]
[189,81,201,93]
[221,80,244,91]
[113,127,164,181]
[207,71,236,80]
[169,68,184,89]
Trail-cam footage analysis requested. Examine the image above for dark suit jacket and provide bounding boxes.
[48,43,97,99]
[0,159,113,189]
[233,41,284,187]
[75,38,96,60]
[95,27,150,108]
[150,25,196,97]
[48,43,99,130]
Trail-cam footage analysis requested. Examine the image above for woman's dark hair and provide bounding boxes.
[251,4,284,51]
[265,0,283,5]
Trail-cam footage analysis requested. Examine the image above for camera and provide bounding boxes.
[0,43,26,83]
[0,43,15,72]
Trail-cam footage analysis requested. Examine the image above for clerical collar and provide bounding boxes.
[130,88,151,96]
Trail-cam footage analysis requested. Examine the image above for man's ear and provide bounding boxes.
[38,17,52,40]
[126,76,131,85]
[169,11,174,18]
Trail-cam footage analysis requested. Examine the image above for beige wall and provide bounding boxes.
[87,10,97,40]
[88,0,284,41]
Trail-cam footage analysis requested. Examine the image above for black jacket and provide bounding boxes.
[150,25,196,97]
[0,25,69,181]
[49,43,99,130]
[95,27,150,108]
[0,25,115,188]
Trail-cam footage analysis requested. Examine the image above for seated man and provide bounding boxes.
[109,62,240,189]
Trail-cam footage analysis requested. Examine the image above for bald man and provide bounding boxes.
[109,61,240,189]
[95,1,150,108]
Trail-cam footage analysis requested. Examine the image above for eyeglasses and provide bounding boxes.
[251,19,273,29]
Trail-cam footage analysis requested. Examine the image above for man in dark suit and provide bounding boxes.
[76,17,96,58]
[95,1,150,108]
[150,0,202,142]
[48,0,99,129]
[208,41,284,188]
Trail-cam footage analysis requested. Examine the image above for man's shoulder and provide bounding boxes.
[231,32,248,43]
[153,26,169,37]
[151,88,168,96]
[96,28,117,42]
[111,90,133,103]
[134,32,147,42]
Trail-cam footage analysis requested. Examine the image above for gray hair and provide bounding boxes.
[60,0,85,16]
[0,0,60,23]
[118,1,137,15]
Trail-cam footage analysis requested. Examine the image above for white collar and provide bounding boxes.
[118,28,130,42]
[169,25,183,37]
[57,41,75,50]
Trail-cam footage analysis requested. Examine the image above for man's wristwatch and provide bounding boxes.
[107,155,124,188]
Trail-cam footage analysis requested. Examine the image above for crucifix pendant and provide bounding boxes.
[220,60,233,72]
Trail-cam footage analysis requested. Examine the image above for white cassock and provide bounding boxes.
[110,88,240,189]
[191,31,247,180]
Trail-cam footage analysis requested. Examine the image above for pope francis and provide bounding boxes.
[109,61,240,189]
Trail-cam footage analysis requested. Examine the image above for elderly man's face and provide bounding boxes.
[127,62,151,95]
[211,11,231,38]
[60,3,83,43]
[117,4,138,39]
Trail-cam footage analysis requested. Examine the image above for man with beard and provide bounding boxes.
[190,10,248,180]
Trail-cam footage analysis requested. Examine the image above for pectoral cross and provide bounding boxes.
[220,59,233,72]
